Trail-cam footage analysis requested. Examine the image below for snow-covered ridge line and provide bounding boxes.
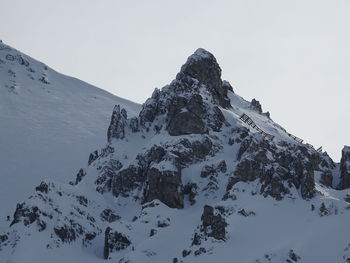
[1,46,349,263]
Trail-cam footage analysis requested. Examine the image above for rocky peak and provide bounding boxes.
[175,48,231,108]
[177,48,221,89]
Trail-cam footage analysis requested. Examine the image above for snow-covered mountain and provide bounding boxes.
[1,46,350,263]
[0,41,141,218]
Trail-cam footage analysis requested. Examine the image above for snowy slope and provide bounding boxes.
[0,47,349,263]
[0,42,141,218]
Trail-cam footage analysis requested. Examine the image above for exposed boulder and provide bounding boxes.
[337,146,350,190]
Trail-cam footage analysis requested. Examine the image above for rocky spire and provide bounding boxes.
[337,146,350,189]
[107,105,127,142]
[177,48,222,89]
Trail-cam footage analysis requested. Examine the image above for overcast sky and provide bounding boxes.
[1,0,349,161]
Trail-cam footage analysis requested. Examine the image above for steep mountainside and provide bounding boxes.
[0,41,141,218]
[1,47,349,263]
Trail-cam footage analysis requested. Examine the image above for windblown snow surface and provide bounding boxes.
[0,42,140,217]
[0,46,349,263]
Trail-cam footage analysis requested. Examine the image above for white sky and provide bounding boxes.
[1,0,349,161]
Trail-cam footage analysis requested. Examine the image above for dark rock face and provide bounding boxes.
[54,225,77,243]
[137,49,232,138]
[70,168,86,185]
[10,203,45,231]
[95,159,123,193]
[107,105,127,142]
[199,205,227,241]
[35,181,49,194]
[103,227,131,259]
[88,150,99,165]
[143,168,183,209]
[338,146,350,190]
[172,137,215,167]
[176,49,231,109]
[168,111,207,136]
[225,138,317,200]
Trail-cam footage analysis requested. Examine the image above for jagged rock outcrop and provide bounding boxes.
[70,168,86,185]
[177,48,231,109]
[104,227,131,259]
[338,146,350,190]
[10,203,45,231]
[143,168,184,208]
[88,150,99,165]
[107,105,127,142]
[250,98,262,113]
[225,138,317,200]
[200,205,227,240]
[191,205,227,248]
[167,94,207,136]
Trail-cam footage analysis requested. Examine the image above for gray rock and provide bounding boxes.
[337,146,350,190]
[54,225,77,243]
[100,209,120,223]
[200,160,227,178]
[103,227,131,259]
[143,167,183,209]
[168,111,207,136]
[226,137,316,200]
[250,98,262,114]
[88,150,98,165]
[129,117,139,132]
[107,105,127,142]
[200,205,227,240]
[176,48,231,109]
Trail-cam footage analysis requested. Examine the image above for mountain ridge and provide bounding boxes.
[1,45,349,263]
[0,41,141,218]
